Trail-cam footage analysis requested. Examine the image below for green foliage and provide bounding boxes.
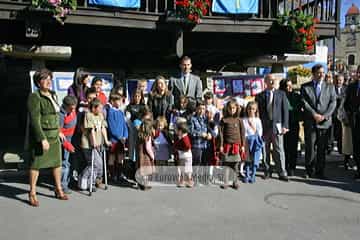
[31,0,77,24]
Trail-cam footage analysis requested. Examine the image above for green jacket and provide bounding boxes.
[27,90,60,143]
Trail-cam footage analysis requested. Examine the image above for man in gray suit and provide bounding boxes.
[255,74,289,181]
[301,64,336,179]
[169,56,203,109]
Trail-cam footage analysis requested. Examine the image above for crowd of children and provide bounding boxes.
[60,74,264,192]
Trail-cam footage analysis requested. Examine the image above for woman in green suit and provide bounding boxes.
[27,69,69,207]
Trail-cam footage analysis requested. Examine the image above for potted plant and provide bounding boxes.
[273,11,320,54]
[288,66,312,88]
[167,0,211,24]
[30,0,77,24]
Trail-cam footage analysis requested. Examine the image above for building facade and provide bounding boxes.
[334,3,360,68]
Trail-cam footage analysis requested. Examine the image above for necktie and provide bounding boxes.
[267,90,273,120]
[315,82,321,98]
[183,74,189,93]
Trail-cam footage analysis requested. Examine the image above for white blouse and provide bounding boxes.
[242,117,263,137]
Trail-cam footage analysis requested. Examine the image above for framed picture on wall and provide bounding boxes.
[232,79,244,96]
[213,78,226,94]
[250,78,264,96]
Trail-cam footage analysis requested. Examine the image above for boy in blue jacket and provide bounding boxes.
[106,93,129,183]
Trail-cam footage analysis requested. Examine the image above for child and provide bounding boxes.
[219,99,246,190]
[169,95,193,138]
[204,91,220,124]
[78,87,97,113]
[126,89,146,122]
[136,119,155,190]
[173,122,193,188]
[106,93,129,183]
[59,95,78,194]
[136,79,148,104]
[71,87,98,181]
[242,101,263,183]
[110,85,129,111]
[91,76,108,105]
[205,109,220,184]
[79,98,111,191]
[154,116,172,166]
[189,101,210,185]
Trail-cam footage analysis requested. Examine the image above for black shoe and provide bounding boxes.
[304,169,313,179]
[315,173,327,180]
[354,173,360,180]
[263,172,272,180]
[279,175,289,182]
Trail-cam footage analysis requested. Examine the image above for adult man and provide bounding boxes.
[344,65,360,179]
[333,74,346,154]
[255,74,289,181]
[169,56,203,109]
[301,64,336,179]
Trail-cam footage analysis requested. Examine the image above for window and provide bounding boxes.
[348,55,355,65]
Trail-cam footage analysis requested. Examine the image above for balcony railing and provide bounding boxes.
[1,0,340,22]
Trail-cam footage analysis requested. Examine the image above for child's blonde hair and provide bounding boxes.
[155,116,168,129]
[246,101,259,117]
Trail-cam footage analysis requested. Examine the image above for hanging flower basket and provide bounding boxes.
[172,0,211,24]
[30,0,77,25]
[273,11,319,54]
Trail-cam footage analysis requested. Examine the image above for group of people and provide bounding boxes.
[26,55,360,207]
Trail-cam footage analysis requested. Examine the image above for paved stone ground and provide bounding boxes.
[1,153,360,240]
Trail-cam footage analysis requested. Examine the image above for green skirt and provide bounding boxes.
[31,138,61,170]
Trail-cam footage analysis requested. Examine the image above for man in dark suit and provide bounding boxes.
[301,64,336,179]
[344,65,360,179]
[333,74,346,154]
[255,74,289,181]
[169,56,203,109]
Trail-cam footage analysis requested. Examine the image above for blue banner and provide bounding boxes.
[212,0,259,14]
[88,0,140,8]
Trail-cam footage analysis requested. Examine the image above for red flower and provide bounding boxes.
[306,45,314,51]
[313,18,320,24]
[195,0,203,8]
[306,40,313,46]
[188,13,194,21]
[202,7,208,15]
[175,1,184,6]
[298,27,306,34]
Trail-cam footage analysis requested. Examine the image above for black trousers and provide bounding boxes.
[333,117,343,153]
[284,123,299,171]
[304,127,328,175]
[351,115,360,174]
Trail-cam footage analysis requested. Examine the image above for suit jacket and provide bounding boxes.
[169,73,203,109]
[300,80,336,129]
[334,85,346,118]
[255,89,289,134]
[344,81,360,127]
